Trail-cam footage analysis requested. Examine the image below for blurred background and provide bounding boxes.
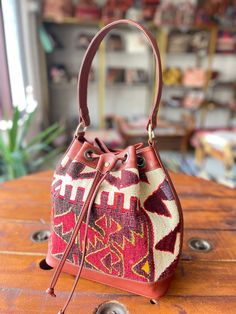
[0,0,236,187]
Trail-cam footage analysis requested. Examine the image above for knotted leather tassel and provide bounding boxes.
[46,287,56,297]
[47,153,122,313]
[46,171,102,295]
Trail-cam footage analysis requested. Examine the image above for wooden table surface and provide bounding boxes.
[0,170,235,314]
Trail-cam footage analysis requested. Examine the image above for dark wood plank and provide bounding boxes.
[182,230,236,261]
[0,170,236,313]
[184,210,236,230]
[180,198,235,212]
[0,255,235,297]
[0,202,50,222]
[1,222,236,262]
[1,291,236,314]
[0,221,49,254]
[1,202,235,231]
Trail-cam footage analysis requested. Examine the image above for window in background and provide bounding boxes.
[2,0,26,108]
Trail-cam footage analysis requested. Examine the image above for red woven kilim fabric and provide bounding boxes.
[49,142,181,283]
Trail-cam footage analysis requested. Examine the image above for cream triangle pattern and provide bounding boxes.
[95,168,140,209]
[139,167,180,280]
[52,159,181,282]
[154,233,180,280]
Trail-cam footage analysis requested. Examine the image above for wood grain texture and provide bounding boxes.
[0,221,49,254]
[0,255,235,296]
[1,292,236,314]
[0,170,235,313]
[1,223,235,261]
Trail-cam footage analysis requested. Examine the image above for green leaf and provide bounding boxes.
[31,146,63,169]
[28,123,61,147]
[16,110,35,149]
[11,151,27,178]
[13,161,27,178]
[0,132,11,162]
[43,125,65,145]
[25,142,49,154]
[0,133,13,179]
[8,106,20,152]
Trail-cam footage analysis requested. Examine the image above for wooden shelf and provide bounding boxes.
[43,17,101,27]
[164,84,236,91]
[163,84,204,90]
[167,52,203,56]
[43,18,236,32]
[43,16,236,128]
[214,52,236,56]
[49,81,97,89]
[106,82,150,88]
[211,81,236,89]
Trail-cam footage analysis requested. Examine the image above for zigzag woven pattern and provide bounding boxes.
[50,150,181,283]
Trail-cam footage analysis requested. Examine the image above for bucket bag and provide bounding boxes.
[46,19,183,314]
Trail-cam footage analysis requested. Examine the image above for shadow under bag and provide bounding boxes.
[46,19,183,314]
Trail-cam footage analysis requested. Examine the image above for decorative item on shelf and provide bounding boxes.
[168,30,209,54]
[107,33,124,51]
[125,1,142,21]
[182,91,205,110]
[102,0,133,22]
[75,0,101,21]
[167,31,191,53]
[70,66,95,85]
[39,26,55,53]
[50,64,69,83]
[216,31,236,53]
[175,1,195,27]
[154,2,176,26]
[182,68,206,88]
[195,0,229,26]
[191,30,209,54]
[209,70,220,86]
[107,68,125,84]
[163,68,182,86]
[76,32,95,49]
[218,2,236,26]
[142,0,160,21]
[126,32,149,53]
[43,0,73,22]
[164,96,182,108]
[125,69,148,84]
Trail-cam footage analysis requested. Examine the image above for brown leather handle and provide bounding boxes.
[77,19,162,131]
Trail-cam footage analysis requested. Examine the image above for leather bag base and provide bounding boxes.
[46,252,173,299]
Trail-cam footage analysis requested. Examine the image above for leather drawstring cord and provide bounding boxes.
[46,154,123,314]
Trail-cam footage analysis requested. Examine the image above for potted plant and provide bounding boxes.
[0,88,65,181]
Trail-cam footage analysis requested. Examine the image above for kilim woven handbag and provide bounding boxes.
[46,19,183,314]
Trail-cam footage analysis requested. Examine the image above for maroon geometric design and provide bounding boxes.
[67,162,96,180]
[86,246,111,273]
[144,184,172,217]
[50,153,181,283]
[158,258,179,280]
[139,170,149,183]
[132,253,155,281]
[106,169,139,189]
[155,223,181,253]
